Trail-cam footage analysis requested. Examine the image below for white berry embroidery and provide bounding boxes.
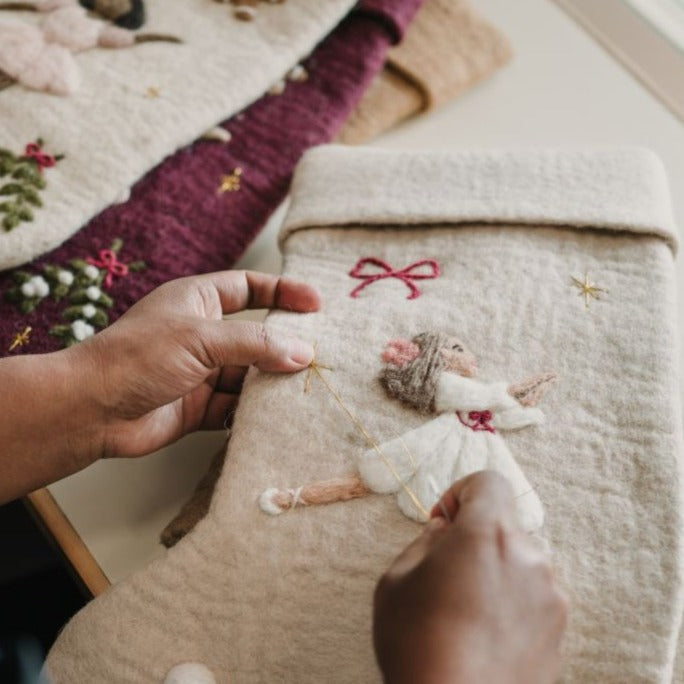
[57,269,74,285]
[4,238,145,348]
[71,319,95,341]
[83,264,100,280]
[81,303,97,319]
[85,285,102,301]
[20,275,50,299]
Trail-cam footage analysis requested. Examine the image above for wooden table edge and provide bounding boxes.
[25,487,111,597]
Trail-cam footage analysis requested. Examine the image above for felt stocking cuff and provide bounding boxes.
[46,146,683,684]
[338,0,513,144]
[0,0,424,355]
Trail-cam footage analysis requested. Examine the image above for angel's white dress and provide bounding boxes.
[357,372,545,531]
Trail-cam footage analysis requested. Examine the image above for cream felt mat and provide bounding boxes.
[46,147,683,683]
[0,0,356,269]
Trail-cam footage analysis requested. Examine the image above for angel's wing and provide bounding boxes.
[0,21,80,94]
[0,21,43,79]
[356,414,454,494]
[20,43,80,94]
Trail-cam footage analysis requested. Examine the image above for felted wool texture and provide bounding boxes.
[338,0,513,144]
[0,0,424,356]
[45,147,683,683]
[0,0,359,269]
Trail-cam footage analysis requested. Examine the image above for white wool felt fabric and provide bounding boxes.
[46,147,683,683]
[0,0,355,269]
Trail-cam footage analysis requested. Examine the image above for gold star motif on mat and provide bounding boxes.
[571,273,607,309]
[217,168,243,194]
[145,86,161,99]
[9,326,31,352]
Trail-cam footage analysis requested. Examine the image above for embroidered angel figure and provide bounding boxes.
[260,332,557,532]
[0,0,145,28]
[0,0,178,95]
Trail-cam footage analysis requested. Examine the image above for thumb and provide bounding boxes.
[383,517,448,580]
[193,319,314,372]
[431,470,518,532]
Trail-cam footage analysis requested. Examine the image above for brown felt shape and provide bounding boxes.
[338,0,512,144]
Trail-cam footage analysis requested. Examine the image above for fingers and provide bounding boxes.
[204,271,321,315]
[216,365,247,394]
[431,470,518,532]
[383,517,448,579]
[195,319,314,372]
[200,392,240,430]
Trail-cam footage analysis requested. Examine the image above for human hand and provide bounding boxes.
[76,270,320,459]
[373,471,567,684]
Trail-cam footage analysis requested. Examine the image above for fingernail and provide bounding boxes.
[286,338,314,366]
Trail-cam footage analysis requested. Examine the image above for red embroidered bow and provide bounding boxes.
[457,410,496,434]
[86,249,129,288]
[348,257,441,300]
[24,142,56,171]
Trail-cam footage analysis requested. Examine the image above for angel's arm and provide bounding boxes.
[434,373,518,413]
[357,417,452,494]
[491,405,545,431]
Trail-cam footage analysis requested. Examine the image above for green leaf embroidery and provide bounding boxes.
[91,310,109,327]
[22,189,42,207]
[0,141,59,232]
[62,306,85,320]
[52,283,70,299]
[2,214,20,231]
[0,183,24,196]
[67,289,90,305]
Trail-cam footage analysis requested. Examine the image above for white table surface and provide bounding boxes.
[48,0,684,584]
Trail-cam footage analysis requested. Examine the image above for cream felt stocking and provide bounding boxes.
[46,146,683,683]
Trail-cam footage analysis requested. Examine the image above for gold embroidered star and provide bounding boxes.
[145,86,161,99]
[217,168,243,194]
[9,326,32,352]
[304,343,333,393]
[571,273,607,309]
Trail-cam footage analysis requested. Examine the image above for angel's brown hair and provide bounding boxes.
[379,331,451,414]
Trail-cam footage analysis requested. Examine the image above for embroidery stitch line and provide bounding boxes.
[307,359,430,519]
